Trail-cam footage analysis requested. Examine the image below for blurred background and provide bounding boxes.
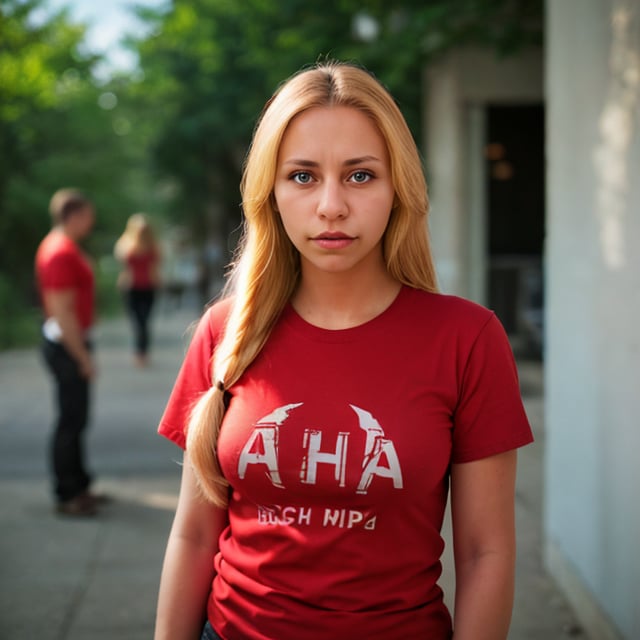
[1,1,638,638]
[0,0,546,349]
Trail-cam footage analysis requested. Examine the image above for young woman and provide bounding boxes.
[155,61,533,640]
[114,213,161,367]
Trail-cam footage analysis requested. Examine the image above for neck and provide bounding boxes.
[55,223,80,242]
[292,267,401,330]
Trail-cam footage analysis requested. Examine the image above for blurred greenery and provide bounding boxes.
[0,0,542,349]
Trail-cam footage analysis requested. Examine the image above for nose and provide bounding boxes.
[317,179,348,220]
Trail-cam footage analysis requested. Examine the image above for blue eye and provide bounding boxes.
[292,172,312,184]
[350,171,372,183]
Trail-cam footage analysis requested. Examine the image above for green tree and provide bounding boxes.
[0,0,158,346]
[128,0,541,296]
[131,0,382,295]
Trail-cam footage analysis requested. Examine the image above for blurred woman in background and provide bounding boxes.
[114,213,161,367]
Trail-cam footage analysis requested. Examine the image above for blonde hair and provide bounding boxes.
[187,60,439,505]
[114,213,158,258]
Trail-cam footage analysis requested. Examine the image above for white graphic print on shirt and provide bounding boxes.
[237,403,403,531]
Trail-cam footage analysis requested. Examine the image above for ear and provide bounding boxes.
[270,193,280,213]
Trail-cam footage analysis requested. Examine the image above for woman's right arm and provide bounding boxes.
[154,451,228,640]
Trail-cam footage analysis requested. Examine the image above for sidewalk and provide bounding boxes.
[0,308,585,639]
[0,307,195,640]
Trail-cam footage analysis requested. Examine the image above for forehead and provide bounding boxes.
[278,106,388,158]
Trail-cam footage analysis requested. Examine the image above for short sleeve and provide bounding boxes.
[158,304,225,448]
[43,253,79,290]
[451,314,534,463]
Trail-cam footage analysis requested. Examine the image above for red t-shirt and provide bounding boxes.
[125,249,158,289]
[159,286,533,640]
[35,231,95,330]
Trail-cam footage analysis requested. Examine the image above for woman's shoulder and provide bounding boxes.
[181,297,233,355]
[399,287,506,357]
[201,296,234,334]
[402,286,494,327]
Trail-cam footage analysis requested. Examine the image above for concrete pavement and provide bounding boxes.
[0,305,586,639]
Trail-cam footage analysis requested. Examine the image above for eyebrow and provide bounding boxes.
[282,155,382,167]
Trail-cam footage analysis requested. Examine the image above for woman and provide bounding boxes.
[114,213,161,367]
[155,61,533,640]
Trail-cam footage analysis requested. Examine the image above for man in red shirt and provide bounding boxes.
[35,188,100,516]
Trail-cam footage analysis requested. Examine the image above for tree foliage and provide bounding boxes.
[0,0,157,346]
[0,0,542,347]
[129,0,542,260]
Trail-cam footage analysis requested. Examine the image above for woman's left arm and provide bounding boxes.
[450,449,518,640]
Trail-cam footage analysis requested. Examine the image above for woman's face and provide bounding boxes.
[273,106,395,281]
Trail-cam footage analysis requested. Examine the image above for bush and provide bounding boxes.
[0,255,125,351]
[0,274,40,349]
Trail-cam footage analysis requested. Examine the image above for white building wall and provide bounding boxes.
[545,1,640,638]
[424,48,543,299]
[423,60,467,296]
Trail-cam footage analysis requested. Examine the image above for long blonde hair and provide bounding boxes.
[187,61,439,505]
[114,213,158,258]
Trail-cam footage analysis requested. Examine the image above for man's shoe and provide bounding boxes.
[56,494,98,517]
[81,490,112,506]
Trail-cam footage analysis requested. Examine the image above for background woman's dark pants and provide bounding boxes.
[41,339,92,503]
[125,288,155,355]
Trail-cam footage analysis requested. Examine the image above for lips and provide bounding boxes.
[312,231,354,240]
[311,231,355,250]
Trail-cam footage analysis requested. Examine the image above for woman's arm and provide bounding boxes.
[154,451,228,640]
[450,449,518,640]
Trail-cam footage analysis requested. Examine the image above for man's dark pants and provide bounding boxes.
[41,338,92,503]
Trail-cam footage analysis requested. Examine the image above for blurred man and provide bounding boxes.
[35,188,102,516]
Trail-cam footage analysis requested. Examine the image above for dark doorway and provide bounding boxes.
[485,104,545,357]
